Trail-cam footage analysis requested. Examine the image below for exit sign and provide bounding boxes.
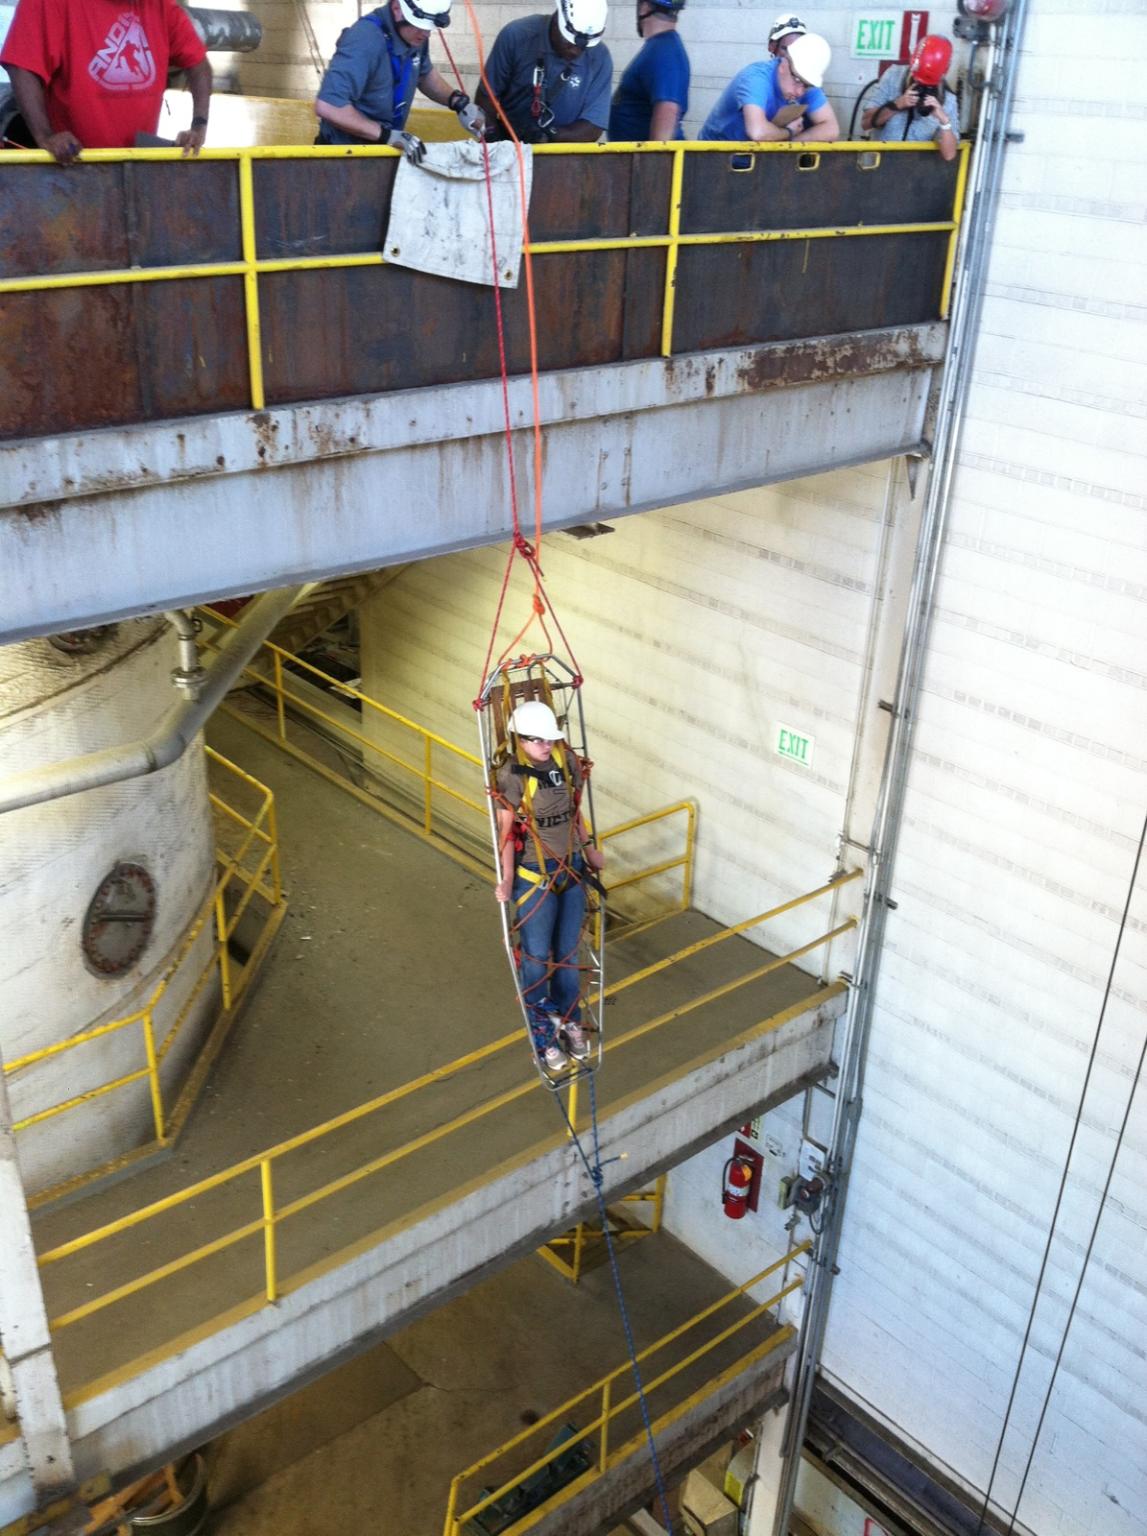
[775,723,814,768]
[851,12,900,57]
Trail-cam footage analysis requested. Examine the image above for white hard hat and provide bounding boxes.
[555,0,608,48]
[510,700,565,741]
[785,31,830,88]
[768,12,807,45]
[395,0,452,28]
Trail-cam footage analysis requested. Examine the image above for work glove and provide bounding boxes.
[458,101,486,138]
[388,128,427,165]
[448,90,486,141]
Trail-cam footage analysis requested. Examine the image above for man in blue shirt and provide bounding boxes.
[476,0,612,144]
[609,0,689,142]
[700,31,839,143]
[315,0,484,162]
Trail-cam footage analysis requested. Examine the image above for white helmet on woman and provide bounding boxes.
[555,0,608,48]
[395,0,452,29]
[510,700,566,741]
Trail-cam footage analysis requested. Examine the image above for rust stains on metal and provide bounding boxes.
[2,153,953,443]
[732,327,941,394]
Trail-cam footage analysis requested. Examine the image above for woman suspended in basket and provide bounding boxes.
[493,700,605,1075]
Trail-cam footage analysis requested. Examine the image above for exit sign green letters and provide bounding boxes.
[775,723,814,768]
[851,12,900,58]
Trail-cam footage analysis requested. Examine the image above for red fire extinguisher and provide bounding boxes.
[722,1155,754,1220]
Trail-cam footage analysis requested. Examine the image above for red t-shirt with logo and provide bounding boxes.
[1,0,207,148]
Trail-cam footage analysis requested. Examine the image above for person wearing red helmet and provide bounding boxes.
[862,34,958,161]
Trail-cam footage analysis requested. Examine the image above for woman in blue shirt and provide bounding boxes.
[609,0,689,142]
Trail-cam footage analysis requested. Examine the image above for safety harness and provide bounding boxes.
[529,56,575,134]
[363,11,419,130]
[511,742,583,906]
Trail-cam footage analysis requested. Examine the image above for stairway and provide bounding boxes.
[268,566,408,656]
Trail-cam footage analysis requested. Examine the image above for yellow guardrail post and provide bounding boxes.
[651,1172,666,1233]
[142,1008,166,1143]
[599,1377,611,1471]
[273,651,287,743]
[237,150,265,411]
[682,802,696,910]
[215,888,233,1011]
[260,1158,278,1303]
[940,139,972,320]
[442,1478,460,1536]
[423,735,434,835]
[661,142,685,357]
[267,792,283,905]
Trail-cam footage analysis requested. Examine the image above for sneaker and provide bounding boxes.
[564,1023,592,1062]
[543,1044,569,1073]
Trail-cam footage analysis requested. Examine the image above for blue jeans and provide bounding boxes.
[512,856,586,1055]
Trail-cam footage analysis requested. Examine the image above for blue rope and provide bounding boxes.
[556,1070,675,1533]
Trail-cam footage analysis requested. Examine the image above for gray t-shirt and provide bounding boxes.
[316,7,431,143]
[869,67,957,143]
[496,751,584,864]
[484,14,612,138]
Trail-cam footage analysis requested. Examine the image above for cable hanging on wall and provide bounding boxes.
[974,803,1147,1536]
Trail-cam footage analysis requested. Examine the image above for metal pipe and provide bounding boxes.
[166,608,207,700]
[0,588,304,817]
[769,4,1031,1531]
[183,7,264,52]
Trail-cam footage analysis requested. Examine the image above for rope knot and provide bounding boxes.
[513,532,535,558]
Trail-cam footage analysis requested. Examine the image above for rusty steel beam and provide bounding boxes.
[0,326,944,645]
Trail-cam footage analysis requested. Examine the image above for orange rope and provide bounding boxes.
[438,22,578,695]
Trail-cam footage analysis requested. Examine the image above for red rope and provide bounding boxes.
[437,28,582,700]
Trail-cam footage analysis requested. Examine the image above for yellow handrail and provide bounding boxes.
[3,750,283,1191]
[0,141,968,413]
[444,1242,812,1535]
[34,879,851,1343]
[203,611,696,922]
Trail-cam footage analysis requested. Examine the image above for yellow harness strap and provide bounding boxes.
[514,742,577,906]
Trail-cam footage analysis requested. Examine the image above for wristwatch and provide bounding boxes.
[190,115,208,128]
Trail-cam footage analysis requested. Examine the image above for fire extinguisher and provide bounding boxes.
[722,1155,754,1220]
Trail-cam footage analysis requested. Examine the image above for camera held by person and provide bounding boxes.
[862,34,959,161]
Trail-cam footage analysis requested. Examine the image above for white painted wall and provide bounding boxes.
[810,12,1147,1536]
[358,459,898,957]
[0,622,218,1194]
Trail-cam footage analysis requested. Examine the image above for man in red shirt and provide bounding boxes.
[2,0,213,163]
